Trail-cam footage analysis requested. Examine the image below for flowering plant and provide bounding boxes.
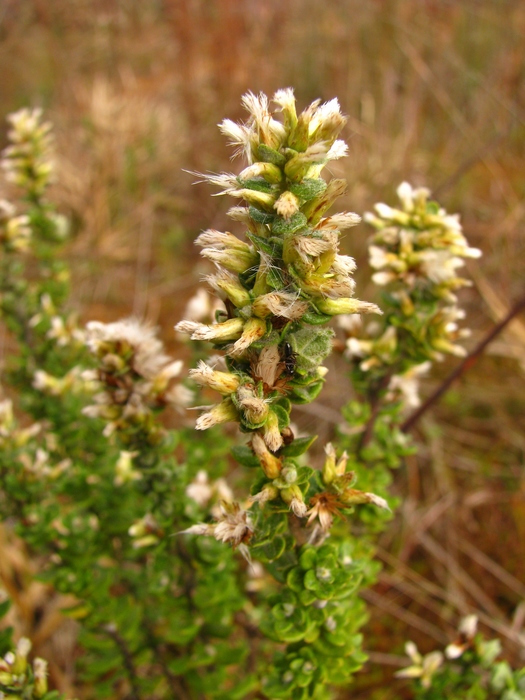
[0,95,522,700]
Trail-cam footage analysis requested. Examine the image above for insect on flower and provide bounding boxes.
[282,342,298,377]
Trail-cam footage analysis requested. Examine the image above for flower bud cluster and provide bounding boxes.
[365,182,481,298]
[0,637,49,698]
[129,512,163,548]
[177,89,381,520]
[0,396,41,450]
[33,367,97,398]
[0,392,70,483]
[306,443,389,536]
[346,182,481,409]
[186,90,379,321]
[1,108,54,200]
[28,293,85,350]
[0,199,31,253]
[82,319,192,443]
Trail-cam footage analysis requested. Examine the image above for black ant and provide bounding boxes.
[282,342,298,377]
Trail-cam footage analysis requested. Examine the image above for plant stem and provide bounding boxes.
[401,293,525,433]
[357,372,393,454]
[102,625,142,700]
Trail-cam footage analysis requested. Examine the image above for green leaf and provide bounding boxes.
[239,177,276,194]
[295,466,314,486]
[273,618,307,643]
[231,445,260,468]
[301,309,333,325]
[426,201,441,214]
[267,265,286,290]
[299,549,318,571]
[281,435,317,457]
[168,655,192,675]
[252,535,286,562]
[257,143,286,166]
[272,404,290,430]
[238,266,258,290]
[249,206,274,225]
[0,600,11,619]
[246,233,276,255]
[289,379,324,404]
[289,327,334,372]
[290,178,328,201]
[164,621,201,646]
[274,396,292,413]
[299,588,318,607]
[272,212,308,236]
[287,567,305,593]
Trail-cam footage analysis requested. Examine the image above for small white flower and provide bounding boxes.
[180,501,253,550]
[326,140,348,160]
[396,181,416,212]
[272,87,296,112]
[190,170,238,191]
[186,470,213,507]
[388,362,431,410]
[315,212,361,232]
[459,614,478,638]
[218,119,255,161]
[114,450,141,486]
[290,498,308,518]
[274,191,300,219]
[396,642,443,688]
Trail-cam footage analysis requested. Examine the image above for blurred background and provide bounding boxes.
[1,0,525,697]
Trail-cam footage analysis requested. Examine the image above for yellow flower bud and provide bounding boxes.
[189,361,240,395]
[195,398,239,430]
[316,298,381,316]
[230,317,267,357]
[251,433,282,479]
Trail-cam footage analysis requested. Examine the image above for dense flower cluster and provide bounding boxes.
[345,182,482,409]
[82,319,192,443]
[0,637,49,698]
[0,199,31,252]
[176,89,382,521]
[1,107,54,199]
[0,395,37,449]
[365,182,481,298]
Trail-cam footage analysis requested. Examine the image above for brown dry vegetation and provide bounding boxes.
[1,1,525,697]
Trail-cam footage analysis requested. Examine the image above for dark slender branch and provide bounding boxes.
[401,294,525,433]
[143,623,192,700]
[102,624,142,700]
